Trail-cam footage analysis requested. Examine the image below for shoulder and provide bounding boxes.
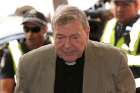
[22,44,55,60]
[17,44,55,79]
[87,40,127,63]
[87,40,128,74]
[19,44,55,67]
[88,40,124,53]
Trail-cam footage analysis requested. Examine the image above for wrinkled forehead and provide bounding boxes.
[53,7,82,25]
[52,5,89,31]
[55,15,79,27]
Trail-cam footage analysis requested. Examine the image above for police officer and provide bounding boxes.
[0,10,52,93]
[101,0,140,78]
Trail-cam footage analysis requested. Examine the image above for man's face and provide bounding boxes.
[54,20,89,62]
[23,22,47,49]
[111,1,138,24]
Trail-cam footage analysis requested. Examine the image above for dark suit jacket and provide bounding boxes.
[14,40,135,93]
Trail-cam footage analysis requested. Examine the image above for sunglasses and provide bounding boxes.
[23,26,41,33]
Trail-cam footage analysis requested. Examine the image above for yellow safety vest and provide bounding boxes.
[8,36,53,70]
[101,18,140,55]
[8,40,23,71]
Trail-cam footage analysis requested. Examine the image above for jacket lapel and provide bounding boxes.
[83,40,100,93]
[41,46,56,93]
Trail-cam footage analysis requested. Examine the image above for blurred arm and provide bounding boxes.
[0,78,15,93]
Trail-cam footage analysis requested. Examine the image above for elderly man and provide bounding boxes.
[14,5,135,93]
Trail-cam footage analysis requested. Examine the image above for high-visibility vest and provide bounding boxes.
[129,18,140,55]
[8,36,53,70]
[101,18,140,55]
[8,40,23,71]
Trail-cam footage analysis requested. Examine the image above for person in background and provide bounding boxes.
[101,0,140,79]
[0,9,52,93]
[15,5,35,16]
[14,5,135,93]
[85,0,113,41]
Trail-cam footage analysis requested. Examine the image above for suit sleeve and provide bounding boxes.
[115,51,136,93]
[14,55,29,93]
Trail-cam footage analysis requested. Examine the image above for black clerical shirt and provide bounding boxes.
[54,55,85,93]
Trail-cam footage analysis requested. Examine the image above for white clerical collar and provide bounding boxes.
[65,61,76,66]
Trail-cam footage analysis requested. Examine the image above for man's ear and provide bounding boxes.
[86,26,90,36]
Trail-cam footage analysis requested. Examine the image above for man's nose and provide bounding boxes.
[64,38,71,48]
[26,30,33,36]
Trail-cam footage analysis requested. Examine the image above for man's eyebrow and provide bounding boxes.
[55,34,64,36]
[55,34,66,38]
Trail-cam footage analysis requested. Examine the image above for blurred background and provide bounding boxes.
[0,0,98,44]
[0,0,97,17]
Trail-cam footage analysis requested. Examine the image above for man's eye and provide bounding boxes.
[56,36,64,39]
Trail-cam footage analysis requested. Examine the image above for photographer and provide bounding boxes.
[85,0,113,41]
